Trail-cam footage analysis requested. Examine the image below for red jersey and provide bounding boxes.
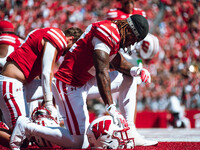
[107,8,146,20]
[0,33,23,49]
[0,33,23,72]
[55,20,120,87]
[7,27,67,82]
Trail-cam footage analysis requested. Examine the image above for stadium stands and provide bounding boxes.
[0,0,199,113]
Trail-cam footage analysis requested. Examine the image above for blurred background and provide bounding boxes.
[1,0,199,128]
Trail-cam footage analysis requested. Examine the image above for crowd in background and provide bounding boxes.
[0,0,199,112]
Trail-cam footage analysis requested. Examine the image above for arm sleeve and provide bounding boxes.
[42,41,57,103]
[92,37,111,54]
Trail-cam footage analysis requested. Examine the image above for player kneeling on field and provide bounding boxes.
[31,107,60,147]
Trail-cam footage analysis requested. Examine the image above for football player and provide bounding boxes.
[107,0,146,20]
[0,20,44,148]
[9,14,150,149]
[0,20,25,148]
[86,33,159,146]
[106,0,159,146]
[0,26,82,148]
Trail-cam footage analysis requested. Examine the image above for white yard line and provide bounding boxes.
[137,128,200,142]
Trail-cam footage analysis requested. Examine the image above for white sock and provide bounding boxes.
[25,123,88,148]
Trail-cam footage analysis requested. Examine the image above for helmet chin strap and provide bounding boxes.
[127,46,132,55]
[122,43,138,56]
[121,46,132,56]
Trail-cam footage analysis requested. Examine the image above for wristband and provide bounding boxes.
[130,67,141,77]
[44,92,53,106]
[106,104,116,111]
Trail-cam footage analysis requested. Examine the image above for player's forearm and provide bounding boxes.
[96,70,113,106]
[42,41,57,104]
[111,52,133,76]
[42,71,53,104]
[115,60,133,76]
[93,49,114,106]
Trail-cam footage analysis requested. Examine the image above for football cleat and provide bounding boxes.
[127,125,158,146]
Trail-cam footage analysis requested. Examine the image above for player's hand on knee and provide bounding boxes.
[130,67,151,83]
[45,104,58,121]
[106,104,128,128]
[140,68,151,83]
[44,93,58,121]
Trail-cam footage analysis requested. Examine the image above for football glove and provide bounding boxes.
[45,104,58,122]
[130,67,151,83]
[106,104,128,128]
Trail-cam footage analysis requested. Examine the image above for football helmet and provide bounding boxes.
[136,33,159,59]
[87,116,134,149]
[0,20,14,32]
[31,106,59,147]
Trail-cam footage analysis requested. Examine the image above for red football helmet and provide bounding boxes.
[31,106,59,147]
[87,115,134,149]
[0,20,14,32]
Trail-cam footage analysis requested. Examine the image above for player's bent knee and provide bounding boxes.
[69,134,89,149]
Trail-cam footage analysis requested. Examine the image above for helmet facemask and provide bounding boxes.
[31,106,60,147]
[112,127,134,149]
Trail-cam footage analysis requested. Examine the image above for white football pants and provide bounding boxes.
[20,71,138,148]
[87,71,138,126]
[0,75,43,129]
